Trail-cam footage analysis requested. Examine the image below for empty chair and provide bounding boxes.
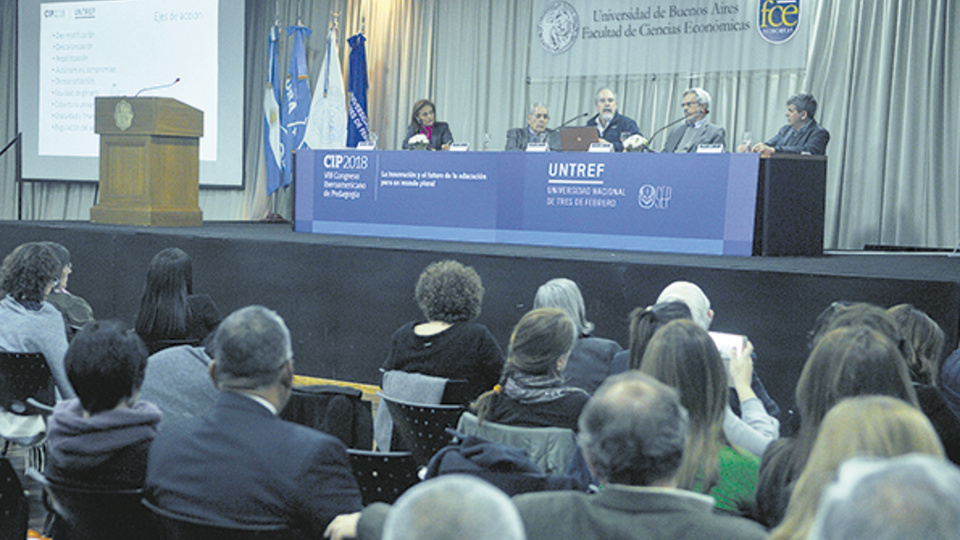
[377,392,465,467]
[457,411,577,474]
[144,499,289,540]
[347,449,419,505]
[281,385,373,449]
[28,468,157,540]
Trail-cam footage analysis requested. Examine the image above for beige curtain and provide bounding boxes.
[2,0,959,249]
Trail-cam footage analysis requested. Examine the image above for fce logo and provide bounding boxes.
[757,0,800,44]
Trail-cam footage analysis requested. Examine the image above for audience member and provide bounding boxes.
[662,87,726,152]
[656,281,780,456]
[512,371,768,539]
[401,99,452,150]
[46,320,161,488]
[146,306,362,533]
[382,260,503,402]
[809,454,960,540]
[941,345,960,420]
[771,396,944,540]
[472,308,590,431]
[747,92,830,155]
[532,278,621,394]
[586,88,642,151]
[615,301,692,372]
[40,241,94,339]
[820,303,960,463]
[756,325,918,527]
[134,247,222,355]
[640,320,760,514]
[0,242,75,446]
[887,303,946,387]
[506,103,560,151]
[139,344,219,429]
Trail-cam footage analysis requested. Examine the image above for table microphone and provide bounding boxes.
[557,112,590,129]
[644,110,703,149]
[134,78,181,97]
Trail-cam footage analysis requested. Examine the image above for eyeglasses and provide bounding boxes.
[533,113,549,119]
[682,101,699,108]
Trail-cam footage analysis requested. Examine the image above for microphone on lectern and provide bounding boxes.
[134,78,181,97]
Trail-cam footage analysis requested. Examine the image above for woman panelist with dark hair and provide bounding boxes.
[382,260,503,402]
[401,99,453,151]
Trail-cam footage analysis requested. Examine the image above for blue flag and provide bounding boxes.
[281,25,312,188]
[264,24,283,196]
[346,33,369,148]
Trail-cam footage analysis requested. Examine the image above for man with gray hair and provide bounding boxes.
[511,372,768,540]
[810,454,960,540]
[506,103,561,151]
[381,474,526,540]
[586,88,642,151]
[662,87,726,152]
[146,305,362,534]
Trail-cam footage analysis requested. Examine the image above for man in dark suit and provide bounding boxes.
[511,372,769,540]
[586,88,642,151]
[146,305,362,534]
[662,87,726,153]
[505,103,561,151]
[748,92,830,155]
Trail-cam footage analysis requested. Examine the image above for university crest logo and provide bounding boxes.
[757,0,800,44]
[538,1,579,55]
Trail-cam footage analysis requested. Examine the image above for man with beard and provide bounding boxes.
[586,88,642,151]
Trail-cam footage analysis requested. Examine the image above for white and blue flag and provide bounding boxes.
[281,24,312,188]
[264,24,283,196]
[303,24,347,150]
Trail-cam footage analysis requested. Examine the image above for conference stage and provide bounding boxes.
[1,220,958,420]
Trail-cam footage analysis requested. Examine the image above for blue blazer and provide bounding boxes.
[146,391,362,534]
[586,112,642,151]
[765,120,830,155]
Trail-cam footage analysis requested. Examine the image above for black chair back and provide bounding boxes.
[281,385,373,449]
[27,469,157,540]
[347,449,418,505]
[377,392,465,468]
[0,458,28,540]
[143,499,290,540]
[0,352,55,416]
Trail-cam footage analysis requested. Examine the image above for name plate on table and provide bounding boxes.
[697,143,724,154]
[294,150,761,256]
[525,142,549,152]
[588,142,614,153]
[449,142,470,152]
[356,141,377,150]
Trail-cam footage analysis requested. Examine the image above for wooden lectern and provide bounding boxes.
[91,97,203,226]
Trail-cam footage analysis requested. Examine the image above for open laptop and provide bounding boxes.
[559,127,600,152]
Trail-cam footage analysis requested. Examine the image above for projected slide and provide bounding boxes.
[39,0,217,159]
[19,0,243,187]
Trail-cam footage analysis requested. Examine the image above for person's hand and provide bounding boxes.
[324,512,361,540]
[736,144,748,153]
[729,340,756,400]
[751,142,775,156]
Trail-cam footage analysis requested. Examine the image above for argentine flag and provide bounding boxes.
[303,24,347,150]
[281,24,312,188]
[264,24,283,196]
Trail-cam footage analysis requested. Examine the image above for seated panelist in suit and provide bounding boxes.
[745,92,830,156]
[586,88,642,152]
[146,305,362,534]
[505,103,561,151]
[402,99,453,151]
[662,88,726,153]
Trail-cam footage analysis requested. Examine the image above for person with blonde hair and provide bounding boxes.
[639,319,760,515]
[472,308,590,431]
[756,325,918,527]
[771,395,944,539]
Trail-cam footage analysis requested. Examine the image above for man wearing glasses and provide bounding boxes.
[506,102,561,151]
[662,87,727,153]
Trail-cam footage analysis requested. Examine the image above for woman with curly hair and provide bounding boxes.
[382,260,503,402]
[134,248,222,354]
[472,308,590,431]
[0,242,76,443]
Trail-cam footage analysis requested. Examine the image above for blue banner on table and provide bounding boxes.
[281,25,312,188]
[346,33,370,147]
[264,24,283,196]
[295,151,760,256]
